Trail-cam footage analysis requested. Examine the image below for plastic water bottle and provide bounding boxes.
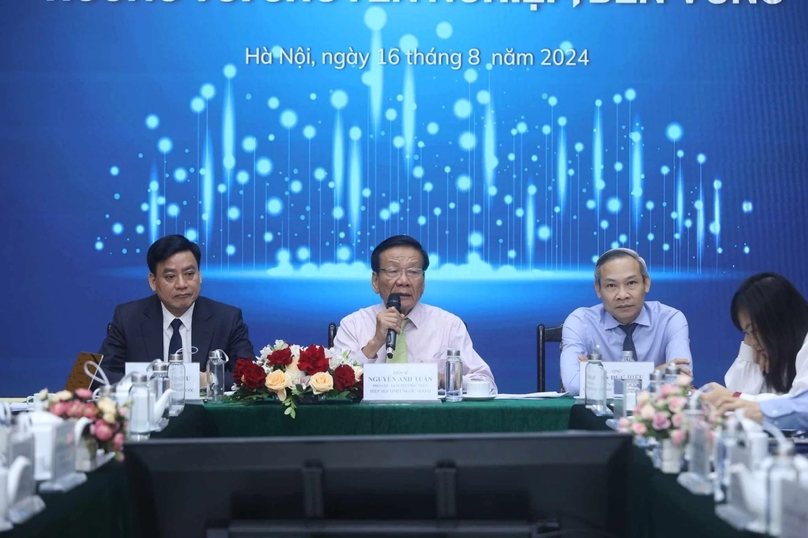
[444,349,463,403]
[585,359,608,415]
[148,360,170,431]
[168,353,185,416]
[766,443,799,536]
[206,350,227,403]
[664,363,679,385]
[128,373,151,440]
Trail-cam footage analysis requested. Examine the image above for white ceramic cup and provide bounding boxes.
[466,380,491,398]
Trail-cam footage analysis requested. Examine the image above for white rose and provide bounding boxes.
[273,340,289,350]
[352,365,364,381]
[259,345,274,360]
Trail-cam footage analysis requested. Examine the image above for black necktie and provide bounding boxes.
[618,323,638,359]
[168,318,183,359]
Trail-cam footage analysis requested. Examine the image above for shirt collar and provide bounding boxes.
[602,302,650,330]
[161,301,195,331]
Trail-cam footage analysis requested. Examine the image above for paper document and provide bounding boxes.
[494,391,568,400]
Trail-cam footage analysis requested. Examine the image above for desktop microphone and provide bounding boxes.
[385,293,402,359]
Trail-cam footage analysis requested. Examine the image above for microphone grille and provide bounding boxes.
[386,293,401,310]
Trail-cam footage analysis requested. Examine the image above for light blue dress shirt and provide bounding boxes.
[760,390,808,431]
[560,301,692,395]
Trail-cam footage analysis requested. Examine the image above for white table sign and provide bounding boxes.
[580,361,654,399]
[126,362,200,400]
[363,363,439,403]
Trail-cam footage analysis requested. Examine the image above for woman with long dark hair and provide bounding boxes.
[704,272,808,404]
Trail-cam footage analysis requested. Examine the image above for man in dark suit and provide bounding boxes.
[97,234,256,387]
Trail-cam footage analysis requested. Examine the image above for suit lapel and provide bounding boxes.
[141,296,164,362]
[192,297,214,366]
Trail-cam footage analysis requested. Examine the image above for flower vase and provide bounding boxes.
[659,438,683,474]
[75,437,98,472]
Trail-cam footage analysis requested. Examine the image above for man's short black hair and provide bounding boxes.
[147,235,202,274]
[370,235,430,273]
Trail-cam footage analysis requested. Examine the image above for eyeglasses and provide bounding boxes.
[377,268,425,279]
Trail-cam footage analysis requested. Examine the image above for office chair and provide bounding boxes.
[536,323,563,392]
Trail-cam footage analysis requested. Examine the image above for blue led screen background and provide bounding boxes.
[1,0,807,395]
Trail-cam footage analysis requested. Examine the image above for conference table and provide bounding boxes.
[7,398,765,538]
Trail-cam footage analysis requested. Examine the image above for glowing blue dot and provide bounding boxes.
[444,166,451,174]
[586,199,596,210]
[647,233,655,241]
[454,99,472,119]
[477,90,490,105]
[449,202,456,210]
[223,155,235,170]
[227,207,240,220]
[263,232,274,242]
[496,219,503,226]
[290,180,303,193]
[364,6,387,31]
[113,193,120,200]
[646,201,655,211]
[697,153,706,164]
[503,195,513,205]
[619,234,627,244]
[413,166,424,179]
[95,241,104,251]
[663,243,670,251]
[280,110,298,129]
[418,216,427,225]
[524,185,536,196]
[349,127,362,141]
[459,132,476,151]
[548,96,558,107]
[508,250,517,259]
[600,220,609,230]
[714,180,722,190]
[595,99,603,107]
[309,167,325,181]
[744,246,750,254]
[389,202,401,214]
[185,228,197,241]
[303,125,316,139]
[337,246,352,262]
[330,90,348,110]
[717,247,723,254]
[110,166,120,176]
[560,41,573,51]
[625,88,637,101]
[613,94,623,104]
[385,108,397,122]
[393,136,405,149]
[607,198,622,214]
[362,188,372,197]
[425,122,440,135]
[465,69,478,84]
[433,207,442,217]
[380,209,391,221]
[542,125,551,136]
[267,197,283,215]
[145,115,159,129]
[157,196,165,205]
[614,161,624,172]
[140,203,149,212]
[472,204,481,214]
[132,225,144,235]
[596,179,606,190]
[296,246,310,262]
[677,150,685,158]
[558,117,567,127]
[611,241,620,249]
[694,200,703,211]
[742,201,753,213]
[399,34,418,52]
[267,97,280,109]
[685,219,693,228]
[174,168,188,182]
[469,232,484,248]
[488,186,497,197]
[225,245,236,256]
[257,158,273,176]
[200,84,216,100]
[630,132,641,143]
[276,249,290,263]
[456,175,471,192]
[538,226,551,241]
[165,204,179,217]
[223,64,236,79]
[241,136,257,152]
[710,222,721,235]
[574,143,584,153]
[332,207,345,220]
[666,123,683,142]
[554,206,561,214]
[424,182,433,193]
[191,97,205,113]
[112,223,123,235]
[661,165,670,175]
[436,21,453,39]
[236,170,250,185]
[158,137,173,153]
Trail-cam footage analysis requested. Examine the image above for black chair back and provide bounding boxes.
[536,323,563,392]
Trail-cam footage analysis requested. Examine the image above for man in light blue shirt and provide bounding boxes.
[560,248,693,395]
[716,390,808,431]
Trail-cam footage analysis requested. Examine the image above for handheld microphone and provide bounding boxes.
[385,293,402,359]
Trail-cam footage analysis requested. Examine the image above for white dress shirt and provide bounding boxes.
[333,302,497,392]
[725,335,808,402]
[161,302,195,362]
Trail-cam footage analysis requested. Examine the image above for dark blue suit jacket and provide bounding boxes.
[97,295,256,386]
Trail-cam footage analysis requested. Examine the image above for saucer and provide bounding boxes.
[462,394,496,402]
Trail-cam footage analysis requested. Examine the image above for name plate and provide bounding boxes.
[781,478,808,538]
[363,363,439,402]
[126,362,200,399]
[580,361,654,399]
[49,421,77,482]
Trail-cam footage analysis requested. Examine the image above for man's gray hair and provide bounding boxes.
[594,248,649,284]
